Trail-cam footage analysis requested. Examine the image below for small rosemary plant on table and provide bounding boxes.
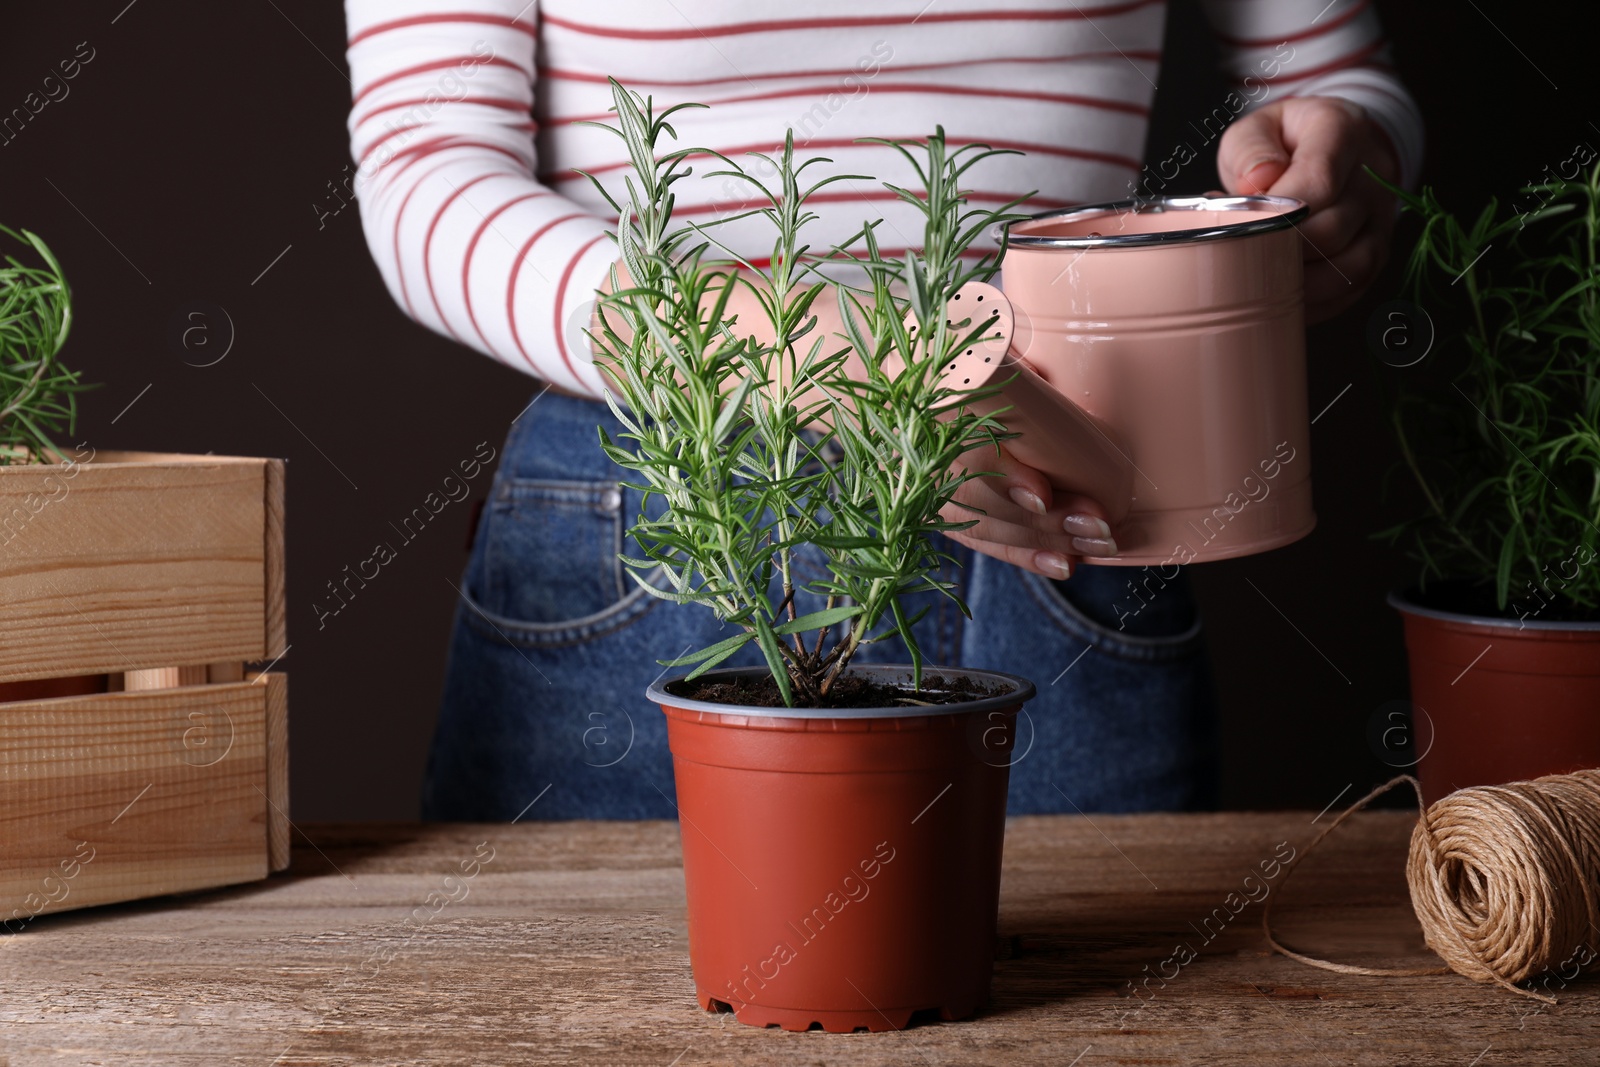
[1,226,85,466]
[584,81,1024,708]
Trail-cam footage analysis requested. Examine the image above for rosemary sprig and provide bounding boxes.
[1373,162,1600,612]
[585,80,1020,705]
[0,226,87,465]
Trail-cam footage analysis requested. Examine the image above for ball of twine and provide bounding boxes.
[1264,769,1600,1003]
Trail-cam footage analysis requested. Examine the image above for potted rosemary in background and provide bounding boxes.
[0,222,293,908]
[1377,163,1600,800]
[0,224,98,703]
[586,83,1037,1032]
[1,225,86,466]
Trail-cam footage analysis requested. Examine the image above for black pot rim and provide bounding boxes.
[646,663,1037,720]
[1387,587,1600,632]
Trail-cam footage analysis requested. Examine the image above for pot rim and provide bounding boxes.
[646,663,1037,720]
[997,194,1309,250]
[1387,587,1600,632]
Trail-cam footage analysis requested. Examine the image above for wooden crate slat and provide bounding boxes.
[263,672,290,872]
[0,456,275,684]
[0,682,269,919]
[265,457,287,657]
[78,451,271,465]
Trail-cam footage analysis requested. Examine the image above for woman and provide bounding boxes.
[343,0,1420,819]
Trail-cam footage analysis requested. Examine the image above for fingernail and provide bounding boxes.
[1071,536,1119,558]
[1037,552,1073,580]
[1063,514,1111,538]
[1242,158,1285,192]
[1009,487,1047,515]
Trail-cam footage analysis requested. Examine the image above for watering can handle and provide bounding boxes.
[936,282,1136,525]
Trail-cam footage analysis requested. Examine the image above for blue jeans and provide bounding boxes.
[422,392,1219,820]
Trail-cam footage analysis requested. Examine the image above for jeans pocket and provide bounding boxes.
[1018,567,1206,664]
[468,476,665,645]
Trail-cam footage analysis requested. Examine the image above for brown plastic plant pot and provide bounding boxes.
[1390,590,1600,803]
[648,664,1036,1033]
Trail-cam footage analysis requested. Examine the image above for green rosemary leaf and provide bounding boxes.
[1379,160,1600,613]
[659,631,754,667]
[772,605,862,635]
[586,81,1019,702]
[0,225,88,465]
[750,613,793,707]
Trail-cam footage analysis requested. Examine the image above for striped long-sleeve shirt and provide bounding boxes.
[344,0,1423,397]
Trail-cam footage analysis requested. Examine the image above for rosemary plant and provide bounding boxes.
[1375,163,1600,616]
[1,226,84,465]
[584,81,1022,706]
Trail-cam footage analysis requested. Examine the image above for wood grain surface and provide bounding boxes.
[263,672,291,873]
[1,812,1595,1065]
[0,679,279,917]
[264,456,287,658]
[0,453,277,684]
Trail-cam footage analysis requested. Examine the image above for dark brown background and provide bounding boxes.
[1,2,1586,819]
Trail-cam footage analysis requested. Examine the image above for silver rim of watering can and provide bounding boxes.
[997,194,1309,250]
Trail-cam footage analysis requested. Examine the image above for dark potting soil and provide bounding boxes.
[1406,580,1600,625]
[670,672,1010,709]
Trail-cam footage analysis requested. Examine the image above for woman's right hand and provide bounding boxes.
[940,442,1120,579]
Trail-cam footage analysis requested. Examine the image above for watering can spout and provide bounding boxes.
[939,282,1138,526]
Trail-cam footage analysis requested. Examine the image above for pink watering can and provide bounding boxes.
[942,194,1315,567]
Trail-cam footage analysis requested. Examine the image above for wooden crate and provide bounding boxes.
[0,451,289,924]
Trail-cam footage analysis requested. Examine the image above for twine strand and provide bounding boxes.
[1263,769,1600,1005]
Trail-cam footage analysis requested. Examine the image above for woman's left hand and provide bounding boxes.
[1217,97,1401,323]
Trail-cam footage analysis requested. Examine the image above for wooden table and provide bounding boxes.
[3,812,1595,1065]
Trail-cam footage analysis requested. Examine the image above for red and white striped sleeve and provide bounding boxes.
[344,0,614,396]
[1200,0,1424,188]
